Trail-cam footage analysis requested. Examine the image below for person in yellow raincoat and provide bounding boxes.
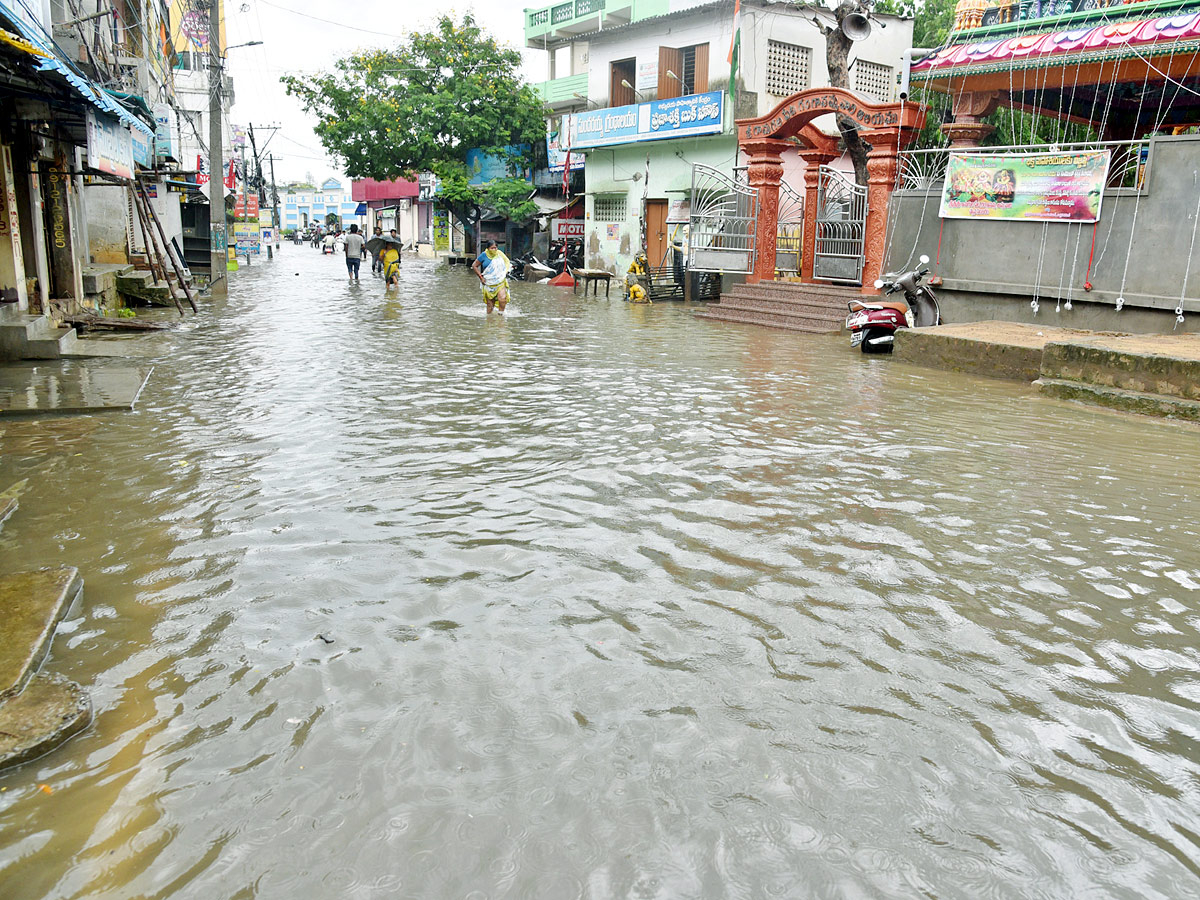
[471,240,512,313]
[382,244,401,287]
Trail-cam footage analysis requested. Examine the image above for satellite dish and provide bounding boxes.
[841,12,872,41]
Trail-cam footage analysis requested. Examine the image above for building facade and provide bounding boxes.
[527,0,912,275]
[281,178,363,232]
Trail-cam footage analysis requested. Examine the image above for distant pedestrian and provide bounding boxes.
[472,240,512,314]
[371,226,384,275]
[344,224,364,282]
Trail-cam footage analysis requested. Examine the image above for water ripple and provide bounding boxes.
[1,249,1199,898]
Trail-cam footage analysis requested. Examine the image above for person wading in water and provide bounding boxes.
[471,240,512,314]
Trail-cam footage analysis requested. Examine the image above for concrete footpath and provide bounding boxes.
[0,566,90,770]
[894,322,1200,421]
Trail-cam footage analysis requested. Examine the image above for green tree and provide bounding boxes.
[282,14,546,247]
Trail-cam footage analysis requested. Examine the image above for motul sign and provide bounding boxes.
[552,219,583,239]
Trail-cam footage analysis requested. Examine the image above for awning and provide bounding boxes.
[355,202,367,215]
[530,195,571,217]
[0,27,49,58]
[0,13,152,138]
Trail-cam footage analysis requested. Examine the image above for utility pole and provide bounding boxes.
[269,153,280,249]
[206,0,226,297]
[248,124,270,258]
[239,137,250,266]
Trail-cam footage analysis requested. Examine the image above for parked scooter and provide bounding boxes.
[845,254,942,353]
[513,252,554,281]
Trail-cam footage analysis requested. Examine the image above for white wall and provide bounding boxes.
[585,1,912,118]
[740,5,913,117]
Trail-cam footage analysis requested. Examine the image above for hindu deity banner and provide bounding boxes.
[939,150,1111,223]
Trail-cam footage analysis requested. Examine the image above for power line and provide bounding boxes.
[255,0,409,39]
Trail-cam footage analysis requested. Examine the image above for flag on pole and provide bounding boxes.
[224,159,235,190]
[728,0,741,99]
[561,114,573,196]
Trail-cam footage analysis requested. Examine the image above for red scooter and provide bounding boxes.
[845,254,942,353]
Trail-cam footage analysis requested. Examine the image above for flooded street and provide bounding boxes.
[3,246,1200,898]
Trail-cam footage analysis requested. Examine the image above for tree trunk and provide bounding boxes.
[825,1,870,187]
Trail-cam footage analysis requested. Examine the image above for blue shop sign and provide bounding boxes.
[568,91,724,150]
[465,145,532,186]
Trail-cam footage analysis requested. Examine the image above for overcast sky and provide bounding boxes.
[221,0,549,187]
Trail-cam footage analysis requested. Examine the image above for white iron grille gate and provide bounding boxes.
[813,165,867,284]
[688,164,758,274]
[775,180,804,276]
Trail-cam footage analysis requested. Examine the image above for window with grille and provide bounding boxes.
[854,60,894,103]
[594,197,626,222]
[766,41,811,98]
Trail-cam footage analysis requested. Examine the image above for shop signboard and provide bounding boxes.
[637,61,658,93]
[233,221,260,256]
[235,193,259,217]
[154,103,177,161]
[552,218,584,239]
[566,91,724,150]
[547,131,586,173]
[433,210,449,251]
[939,149,1111,223]
[85,110,135,179]
[465,145,531,186]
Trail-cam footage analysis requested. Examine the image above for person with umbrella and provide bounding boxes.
[365,232,403,287]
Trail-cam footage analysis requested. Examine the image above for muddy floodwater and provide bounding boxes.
[2,246,1200,899]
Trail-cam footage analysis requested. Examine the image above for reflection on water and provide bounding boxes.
[1,247,1199,899]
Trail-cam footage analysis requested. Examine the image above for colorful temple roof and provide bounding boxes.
[914,11,1200,77]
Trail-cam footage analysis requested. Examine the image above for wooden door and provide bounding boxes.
[658,47,683,99]
[645,199,668,267]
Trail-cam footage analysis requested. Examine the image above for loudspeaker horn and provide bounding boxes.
[841,12,872,41]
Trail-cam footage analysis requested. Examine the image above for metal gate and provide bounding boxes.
[688,164,757,273]
[813,166,867,283]
[775,181,804,276]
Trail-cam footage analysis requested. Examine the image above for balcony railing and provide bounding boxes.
[527,0,605,32]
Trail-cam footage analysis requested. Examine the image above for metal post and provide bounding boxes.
[269,153,280,247]
[240,139,250,266]
[207,0,226,297]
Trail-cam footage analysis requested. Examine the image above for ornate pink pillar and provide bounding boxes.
[862,137,900,295]
[742,137,791,284]
[797,149,836,284]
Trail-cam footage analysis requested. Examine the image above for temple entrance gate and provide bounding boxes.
[736,87,924,291]
[813,166,867,283]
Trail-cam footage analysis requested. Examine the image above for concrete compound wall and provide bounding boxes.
[884,134,1200,334]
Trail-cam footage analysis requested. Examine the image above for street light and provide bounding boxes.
[222,40,263,59]
[665,69,688,94]
[571,92,601,110]
[620,79,646,102]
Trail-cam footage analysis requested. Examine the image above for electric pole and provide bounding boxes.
[207,0,226,297]
[269,153,280,249]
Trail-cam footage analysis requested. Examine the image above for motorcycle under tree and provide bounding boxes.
[845,254,942,353]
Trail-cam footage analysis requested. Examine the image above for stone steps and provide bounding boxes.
[1036,378,1200,421]
[0,306,80,361]
[698,281,861,334]
[1035,341,1200,420]
[0,567,91,769]
[116,270,175,306]
[696,307,845,333]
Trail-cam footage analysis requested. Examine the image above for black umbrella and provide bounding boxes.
[365,235,402,256]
